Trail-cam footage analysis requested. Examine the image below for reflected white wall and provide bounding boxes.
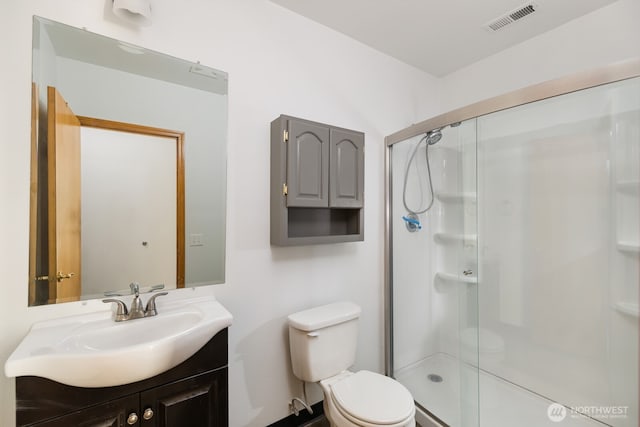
[81,128,177,295]
[57,58,227,286]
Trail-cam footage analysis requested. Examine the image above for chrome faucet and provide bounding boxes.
[103,282,168,322]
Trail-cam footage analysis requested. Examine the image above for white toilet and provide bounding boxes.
[288,302,416,427]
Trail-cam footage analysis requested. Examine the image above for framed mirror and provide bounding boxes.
[30,16,228,306]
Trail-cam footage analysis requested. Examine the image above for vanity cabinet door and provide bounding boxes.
[31,394,138,427]
[139,369,228,427]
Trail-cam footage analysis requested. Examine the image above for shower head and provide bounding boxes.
[426,129,442,145]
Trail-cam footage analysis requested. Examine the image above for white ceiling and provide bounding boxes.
[270,0,618,77]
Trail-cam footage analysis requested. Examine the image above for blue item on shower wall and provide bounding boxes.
[402,215,422,231]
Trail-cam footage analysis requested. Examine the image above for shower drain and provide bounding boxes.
[427,374,443,383]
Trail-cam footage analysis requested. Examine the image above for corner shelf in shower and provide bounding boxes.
[434,232,477,246]
[616,241,640,253]
[435,192,477,203]
[614,301,639,318]
[435,272,477,285]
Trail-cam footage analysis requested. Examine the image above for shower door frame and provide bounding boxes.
[383,58,640,386]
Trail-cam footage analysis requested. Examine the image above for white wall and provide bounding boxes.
[81,128,177,296]
[440,0,640,111]
[0,1,439,426]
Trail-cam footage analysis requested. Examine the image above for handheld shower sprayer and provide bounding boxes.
[401,123,458,231]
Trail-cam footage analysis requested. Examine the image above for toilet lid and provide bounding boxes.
[330,371,414,425]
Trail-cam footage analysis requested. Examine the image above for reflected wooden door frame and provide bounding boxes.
[48,87,83,303]
[28,83,39,305]
[77,116,186,288]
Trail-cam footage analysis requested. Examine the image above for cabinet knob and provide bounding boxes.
[143,408,154,420]
[127,412,139,425]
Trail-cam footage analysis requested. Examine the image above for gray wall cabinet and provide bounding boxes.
[271,115,364,246]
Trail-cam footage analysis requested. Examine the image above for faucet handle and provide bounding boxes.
[129,282,140,296]
[145,292,168,317]
[103,298,129,322]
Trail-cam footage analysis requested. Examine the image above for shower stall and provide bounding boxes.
[385,61,639,427]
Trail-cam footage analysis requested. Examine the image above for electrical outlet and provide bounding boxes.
[189,233,204,246]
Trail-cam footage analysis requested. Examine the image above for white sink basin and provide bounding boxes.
[5,295,232,388]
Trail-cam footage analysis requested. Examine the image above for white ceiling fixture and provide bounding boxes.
[112,0,152,27]
[270,0,618,76]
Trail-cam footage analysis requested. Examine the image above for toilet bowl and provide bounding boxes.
[287,302,416,427]
[320,371,415,427]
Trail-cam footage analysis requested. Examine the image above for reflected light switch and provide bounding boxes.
[189,233,204,246]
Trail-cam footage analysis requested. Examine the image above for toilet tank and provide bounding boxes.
[288,302,361,382]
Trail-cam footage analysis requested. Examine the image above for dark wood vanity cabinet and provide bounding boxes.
[24,395,139,427]
[139,370,226,427]
[16,329,228,427]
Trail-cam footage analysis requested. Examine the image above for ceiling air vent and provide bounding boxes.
[485,3,538,32]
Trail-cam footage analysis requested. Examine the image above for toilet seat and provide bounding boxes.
[329,371,415,426]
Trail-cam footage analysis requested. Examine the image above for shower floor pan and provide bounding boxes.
[395,353,607,427]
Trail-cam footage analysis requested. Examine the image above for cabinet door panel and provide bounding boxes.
[140,370,227,427]
[32,394,138,427]
[330,129,364,208]
[286,120,329,207]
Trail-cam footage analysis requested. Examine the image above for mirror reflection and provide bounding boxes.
[30,16,228,306]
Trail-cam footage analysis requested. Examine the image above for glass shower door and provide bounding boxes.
[475,76,639,427]
[389,120,479,427]
[388,64,639,427]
